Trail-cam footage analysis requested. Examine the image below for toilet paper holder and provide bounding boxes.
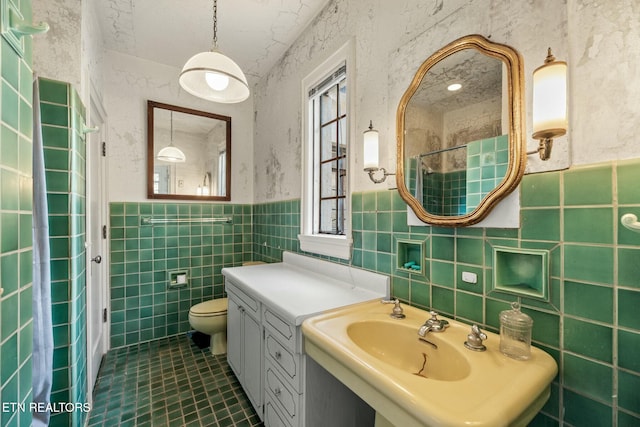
[168,270,189,288]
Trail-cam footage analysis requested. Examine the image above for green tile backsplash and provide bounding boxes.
[108,202,252,348]
[247,158,640,426]
[0,4,34,426]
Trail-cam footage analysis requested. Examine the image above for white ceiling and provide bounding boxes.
[95,0,331,85]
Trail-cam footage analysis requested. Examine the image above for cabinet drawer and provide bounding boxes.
[226,279,260,319]
[265,333,303,392]
[263,306,297,351]
[264,398,292,427]
[265,362,301,425]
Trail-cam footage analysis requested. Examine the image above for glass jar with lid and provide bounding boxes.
[499,301,533,360]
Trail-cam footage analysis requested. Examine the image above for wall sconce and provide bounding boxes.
[363,121,395,183]
[528,48,568,161]
[196,172,211,195]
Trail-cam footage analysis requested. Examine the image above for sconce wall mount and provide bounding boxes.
[528,48,568,161]
[363,120,395,184]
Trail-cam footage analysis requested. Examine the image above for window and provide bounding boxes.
[312,66,347,234]
[299,41,354,259]
[218,148,226,197]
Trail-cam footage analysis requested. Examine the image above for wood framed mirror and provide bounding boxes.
[396,35,526,226]
[147,100,231,201]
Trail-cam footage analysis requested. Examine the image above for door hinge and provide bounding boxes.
[102,225,107,239]
[103,308,107,323]
[102,141,106,157]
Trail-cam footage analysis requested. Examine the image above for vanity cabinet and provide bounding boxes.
[262,306,304,426]
[223,252,389,427]
[226,281,263,415]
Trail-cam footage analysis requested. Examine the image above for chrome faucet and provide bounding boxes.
[418,311,449,336]
[464,324,488,352]
[381,298,405,319]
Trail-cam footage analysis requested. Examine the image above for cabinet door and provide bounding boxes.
[227,295,243,377]
[243,312,263,411]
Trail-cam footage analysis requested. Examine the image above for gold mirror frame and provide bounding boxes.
[396,35,526,226]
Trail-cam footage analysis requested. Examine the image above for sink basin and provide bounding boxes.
[347,320,470,381]
[302,300,558,427]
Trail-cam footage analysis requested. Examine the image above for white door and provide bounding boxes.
[86,91,108,398]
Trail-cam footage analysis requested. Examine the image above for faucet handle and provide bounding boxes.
[464,324,488,352]
[381,298,406,319]
[425,311,449,331]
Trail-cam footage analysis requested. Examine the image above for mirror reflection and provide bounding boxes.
[396,35,525,226]
[404,49,505,216]
[147,101,231,201]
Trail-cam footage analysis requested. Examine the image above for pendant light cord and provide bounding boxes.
[212,0,218,50]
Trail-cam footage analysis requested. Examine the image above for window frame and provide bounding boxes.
[299,40,355,260]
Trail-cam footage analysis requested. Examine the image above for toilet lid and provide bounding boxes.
[190,298,228,315]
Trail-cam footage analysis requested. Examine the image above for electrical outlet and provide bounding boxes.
[462,271,477,284]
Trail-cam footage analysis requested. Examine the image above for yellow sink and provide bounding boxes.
[347,320,471,382]
[302,300,558,427]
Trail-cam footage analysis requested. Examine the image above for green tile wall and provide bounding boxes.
[466,134,509,213]
[108,202,252,348]
[0,2,34,425]
[423,170,467,216]
[407,157,467,216]
[40,78,88,427]
[253,158,640,426]
[252,199,301,263]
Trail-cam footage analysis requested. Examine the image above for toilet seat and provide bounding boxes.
[189,298,227,317]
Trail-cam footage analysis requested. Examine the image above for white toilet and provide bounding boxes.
[188,297,228,355]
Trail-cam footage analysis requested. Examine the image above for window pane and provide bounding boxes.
[320,86,338,124]
[337,157,347,197]
[336,198,345,234]
[320,122,337,162]
[319,199,337,234]
[338,79,347,116]
[320,198,345,235]
[337,117,347,156]
[321,161,337,198]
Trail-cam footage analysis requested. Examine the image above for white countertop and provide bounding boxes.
[221,252,390,325]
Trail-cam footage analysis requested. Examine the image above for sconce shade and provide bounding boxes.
[179,50,250,103]
[363,121,379,170]
[157,145,186,163]
[532,50,567,140]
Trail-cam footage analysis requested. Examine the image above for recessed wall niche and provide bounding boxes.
[492,246,549,301]
[396,238,426,276]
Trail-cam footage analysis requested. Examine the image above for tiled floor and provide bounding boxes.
[87,335,263,427]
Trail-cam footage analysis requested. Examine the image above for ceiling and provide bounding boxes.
[95,0,331,85]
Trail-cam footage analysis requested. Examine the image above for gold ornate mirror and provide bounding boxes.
[396,35,525,226]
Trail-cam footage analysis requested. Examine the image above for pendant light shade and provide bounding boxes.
[157,145,186,162]
[157,111,186,163]
[179,51,250,103]
[179,0,250,103]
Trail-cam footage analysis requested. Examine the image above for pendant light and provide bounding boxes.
[157,111,186,162]
[179,0,250,103]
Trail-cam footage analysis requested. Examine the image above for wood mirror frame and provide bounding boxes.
[396,35,526,226]
[147,100,231,201]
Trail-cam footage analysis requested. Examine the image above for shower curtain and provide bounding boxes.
[31,77,53,427]
[414,156,424,204]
